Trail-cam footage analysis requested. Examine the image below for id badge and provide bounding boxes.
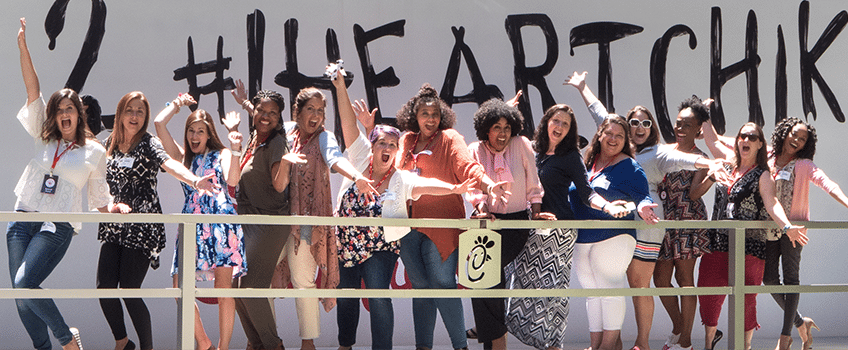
[118,157,134,168]
[40,222,56,233]
[41,174,59,194]
[595,175,611,190]
[776,170,791,181]
[725,202,735,219]
[412,167,421,175]
[380,191,397,204]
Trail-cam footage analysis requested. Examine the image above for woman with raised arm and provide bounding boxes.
[570,116,658,350]
[567,72,725,350]
[330,65,475,350]
[697,122,806,350]
[153,93,247,350]
[10,17,126,350]
[765,117,844,350]
[395,84,509,350]
[230,89,304,350]
[270,75,378,349]
[97,90,218,350]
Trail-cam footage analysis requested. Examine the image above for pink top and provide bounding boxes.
[770,158,839,221]
[466,136,542,214]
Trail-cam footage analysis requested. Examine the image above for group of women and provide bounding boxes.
[8,13,842,350]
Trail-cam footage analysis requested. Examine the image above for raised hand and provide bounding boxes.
[223,110,241,132]
[506,90,523,108]
[352,99,377,135]
[231,79,249,106]
[564,71,589,89]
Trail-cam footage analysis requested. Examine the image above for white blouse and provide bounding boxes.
[14,95,112,232]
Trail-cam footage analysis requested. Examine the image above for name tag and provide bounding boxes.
[776,170,791,181]
[726,202,735,219]
[118,157,134,168]
[380,191,398,204]
[595,175,610,190]
[41,174,59,194]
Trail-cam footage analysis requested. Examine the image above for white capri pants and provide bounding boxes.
[573,234,636,332]
[279,233,320,339]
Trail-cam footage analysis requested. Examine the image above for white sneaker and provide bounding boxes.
[662,333,680,350]
[69,327,84,350]
[668,344,693,350]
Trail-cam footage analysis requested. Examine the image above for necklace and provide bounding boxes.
[590,154,617,182]
[369,158,395,189]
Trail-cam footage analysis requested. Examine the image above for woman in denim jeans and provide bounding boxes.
[9,18,129,350]
[330,66,475,350]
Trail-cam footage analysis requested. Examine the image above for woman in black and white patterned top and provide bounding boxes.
[97,91,217,350]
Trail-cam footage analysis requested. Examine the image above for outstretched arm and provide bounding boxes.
[18,18,39,105]
[231,79,254,115]
[759,171,807,247]
[564,71,599,108]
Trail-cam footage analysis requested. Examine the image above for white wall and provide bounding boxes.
[1,0,846,348]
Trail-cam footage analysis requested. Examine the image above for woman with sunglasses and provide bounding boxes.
[568,72,725,350]
[698,122,806,350]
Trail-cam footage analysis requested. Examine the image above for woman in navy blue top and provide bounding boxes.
[570,115,657,350]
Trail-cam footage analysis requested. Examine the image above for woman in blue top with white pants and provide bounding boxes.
[570,116,658,350]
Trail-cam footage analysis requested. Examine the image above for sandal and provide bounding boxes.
[466,328,478,339]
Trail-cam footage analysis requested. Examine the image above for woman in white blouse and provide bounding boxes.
[10,18,128,350]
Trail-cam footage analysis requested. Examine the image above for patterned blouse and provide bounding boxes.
[336,184,401,268]
[98,133,171,268]
[710,165,769,260]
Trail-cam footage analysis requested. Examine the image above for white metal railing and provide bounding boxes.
[0,211,845,350]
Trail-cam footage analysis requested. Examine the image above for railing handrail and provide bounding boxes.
[1,211,845,350]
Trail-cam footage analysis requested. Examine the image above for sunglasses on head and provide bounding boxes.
[739,133,761,142]
[629,118,652,128]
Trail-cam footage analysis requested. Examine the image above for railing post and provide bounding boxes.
[178,222,196,350]
[727,227,745,349]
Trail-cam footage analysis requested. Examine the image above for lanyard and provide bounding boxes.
[406,131,439,170]
[369,159,395,189]
[292,128,315,154]
[589,155,615,183]
[728,165,754,196]
[240,134,268,171]
[51,140,77,174]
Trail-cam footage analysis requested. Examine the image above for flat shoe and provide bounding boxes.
[466,327,478,339]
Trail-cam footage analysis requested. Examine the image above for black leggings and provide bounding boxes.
[97,242,153,350]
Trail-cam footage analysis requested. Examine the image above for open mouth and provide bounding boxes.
[742,145,751,152]
[191,141,201,148]
[381,154,390,162]
[309,119,319,128]
[61,119,71,129]
[552,130,562,138]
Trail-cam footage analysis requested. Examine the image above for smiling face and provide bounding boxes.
[186,121,210,155]
[629,110,651,146]
[487,117,512,152]
[416,103,441,138]
[56,98,80,141]
[600,122,627,157]
[675,108,700,144]
[253,98,281,136]
[546,110,571,151]
[121,98,147,139]
[371,132,400,173]
[295,97,326,136]
[736,125,763,163]
[782,123,809,158]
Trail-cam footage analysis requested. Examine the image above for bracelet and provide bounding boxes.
[241,99,252,110]
[601,202,608,211]
[352,173,364,182]
[782,224,791,235]
[708,174,717,182]
[231,149,242,157]
[192,178,200,189]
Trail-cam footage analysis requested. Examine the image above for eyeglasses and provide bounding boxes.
[739,133,761,142]
[629,119,652,129]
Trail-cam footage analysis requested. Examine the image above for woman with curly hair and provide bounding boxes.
[765,117,846,350]
[465,98,540,350]
[395,84,508,350]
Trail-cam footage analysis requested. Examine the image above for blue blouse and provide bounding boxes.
[570,157,652,243]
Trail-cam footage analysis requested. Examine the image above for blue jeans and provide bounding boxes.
[400,230,466,349]
[337,251,398,350]
[7,221,75,349]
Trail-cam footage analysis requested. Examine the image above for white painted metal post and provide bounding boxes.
[178,222,196,350]
[727,227,745,349]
